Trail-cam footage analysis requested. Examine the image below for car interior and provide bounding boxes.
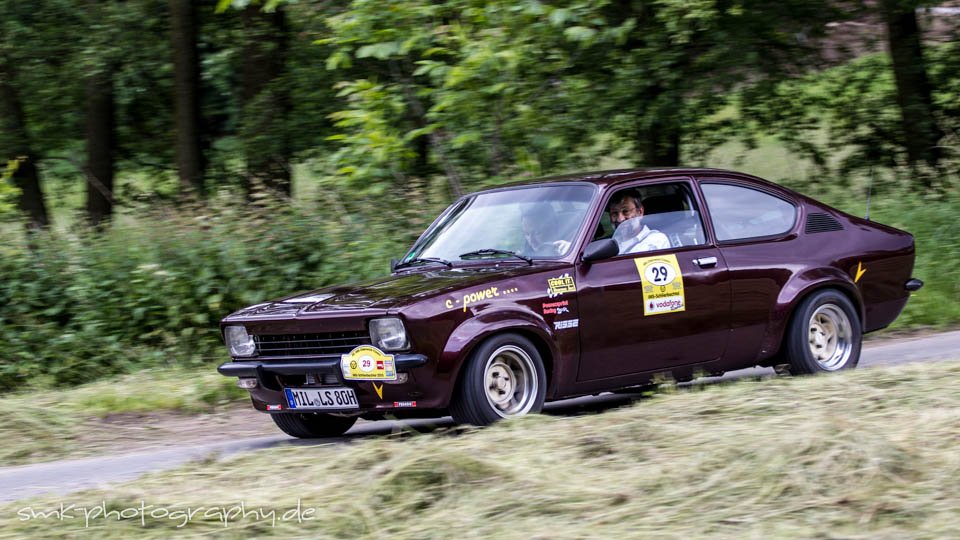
[593,183,706,248]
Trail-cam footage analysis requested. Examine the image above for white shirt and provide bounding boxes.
[617,224,671,254]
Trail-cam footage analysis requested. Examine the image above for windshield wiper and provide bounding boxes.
[394,257,454,271]
[458,249,533,265]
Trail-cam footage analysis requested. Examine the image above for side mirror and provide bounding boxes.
[581,239,619,263]
[390,258,400,272]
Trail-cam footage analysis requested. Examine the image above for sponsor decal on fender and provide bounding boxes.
[554,319,579,330]
[445,286,519,312]
[542,299,570,315]
[546,273,576,298]
[340,345,397,381]
[393,401,417,408]
[634,254,686,316]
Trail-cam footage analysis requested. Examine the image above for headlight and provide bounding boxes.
[369,318,409,351]
[225,325,256,357]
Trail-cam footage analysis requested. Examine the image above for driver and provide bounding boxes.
[521,210,571,256]
[608,189,670,254]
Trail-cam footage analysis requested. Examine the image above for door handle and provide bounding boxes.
[693,256,718,268]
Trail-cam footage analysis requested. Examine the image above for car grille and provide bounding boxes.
[254,332,371,357]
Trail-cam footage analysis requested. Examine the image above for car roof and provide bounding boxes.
[480,167,777,192]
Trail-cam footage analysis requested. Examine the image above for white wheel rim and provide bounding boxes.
[483,345,538,417]
[808,304,854,371]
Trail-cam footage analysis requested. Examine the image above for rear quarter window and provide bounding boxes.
[701,183,797,242]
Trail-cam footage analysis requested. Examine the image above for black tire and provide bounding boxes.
[270,412,358,438]
[784,289,862,375]
[449,333,547,426]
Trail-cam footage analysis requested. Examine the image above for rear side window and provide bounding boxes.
[701,183,797,242]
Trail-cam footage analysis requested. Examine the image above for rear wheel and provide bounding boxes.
[450,333,547,426]
[270,412,358,438]
[785,289,861,374]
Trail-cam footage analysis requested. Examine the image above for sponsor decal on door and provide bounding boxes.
[634,254,686,316]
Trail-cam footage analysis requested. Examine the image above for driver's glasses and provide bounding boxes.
[609,203,639,224]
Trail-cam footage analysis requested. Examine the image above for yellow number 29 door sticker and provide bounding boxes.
[634,254,686,316]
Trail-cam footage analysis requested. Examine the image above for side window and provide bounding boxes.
[598,182,707,254]
[701,183,797,242]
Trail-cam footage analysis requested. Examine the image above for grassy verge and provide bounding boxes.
[0,368,246,465]
[4,360,959,538]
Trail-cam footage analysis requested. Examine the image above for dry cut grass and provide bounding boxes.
[3,360,960,538]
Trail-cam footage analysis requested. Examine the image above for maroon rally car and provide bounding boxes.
[218,168,923,437]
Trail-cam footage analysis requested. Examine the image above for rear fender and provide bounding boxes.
[759,267,864,360]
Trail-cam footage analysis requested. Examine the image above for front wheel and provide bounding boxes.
[785,289,862,374]
[271,412,358,438]
[450,333,547,426]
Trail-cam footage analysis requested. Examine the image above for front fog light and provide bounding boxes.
[225,325,256,357]
[369,318,409,351]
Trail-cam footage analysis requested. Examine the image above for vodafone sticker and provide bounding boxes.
[634,254,686,316]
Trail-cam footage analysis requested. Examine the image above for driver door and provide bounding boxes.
[575,180,732,381]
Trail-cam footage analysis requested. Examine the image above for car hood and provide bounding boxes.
[225,263,559,319]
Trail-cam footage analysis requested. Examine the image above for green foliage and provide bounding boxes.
[421,1,602,180]
[0,0,85,154]
[326,78,420,191]
[1,0,178,162]
[0,194,411,391]
[319,0,619,193]
[317,0,853,198]
[0,159,22,217]
[741,42,960,182]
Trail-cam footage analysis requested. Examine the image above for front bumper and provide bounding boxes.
[220,353,439,414]
[218,353,429,390]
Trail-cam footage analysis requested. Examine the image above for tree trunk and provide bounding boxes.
[880,0,943,172]
[169,0,205,195]
[0,57,49,230]
[636,87,682,167]
[240,5,291,196]
[621,0,683,168]
[639,117,681,167]
[85,67,116,227]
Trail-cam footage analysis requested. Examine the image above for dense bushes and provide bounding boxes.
[868,194,960,328]
[0,199,411,391]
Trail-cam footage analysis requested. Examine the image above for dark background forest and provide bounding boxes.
[0,0,957,390]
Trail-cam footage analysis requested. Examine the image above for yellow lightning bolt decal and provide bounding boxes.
[372,382,383,399]
[854,262,867,283]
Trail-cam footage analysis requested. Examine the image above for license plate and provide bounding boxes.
[283,387,359,410]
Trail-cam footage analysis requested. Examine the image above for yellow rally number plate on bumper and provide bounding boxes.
[340,345,397,381]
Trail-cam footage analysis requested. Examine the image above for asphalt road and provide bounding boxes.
[2,330,958,505]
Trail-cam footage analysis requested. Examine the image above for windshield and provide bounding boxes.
[404,184,596,263]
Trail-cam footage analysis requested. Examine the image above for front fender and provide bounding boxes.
[759,267,864,360]
[436,308,558,406]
